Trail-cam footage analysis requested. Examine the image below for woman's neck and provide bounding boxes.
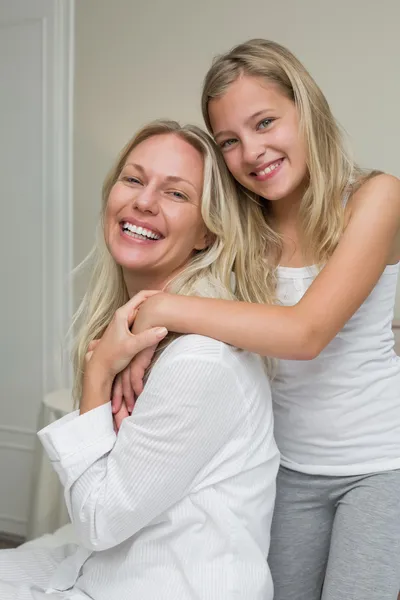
[123,271,169,298]
[123,264,187,298]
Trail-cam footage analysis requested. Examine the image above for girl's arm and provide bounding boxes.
[135,174,400,360]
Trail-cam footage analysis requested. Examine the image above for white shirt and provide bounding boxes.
[38,335,279,600]
[273,262,400,475]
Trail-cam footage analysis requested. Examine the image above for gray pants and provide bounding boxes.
[268,466,400,600]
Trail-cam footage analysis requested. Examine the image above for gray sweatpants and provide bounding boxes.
[268,466,400,600]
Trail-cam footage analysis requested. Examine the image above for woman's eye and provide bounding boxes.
[123,176,141,185]
[220,138,237,150]
[257,118,274,130]
[169,191,188,201]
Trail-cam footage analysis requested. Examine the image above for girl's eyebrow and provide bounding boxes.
[214,109,275,140]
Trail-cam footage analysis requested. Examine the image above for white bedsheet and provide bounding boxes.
[0,525,86,599]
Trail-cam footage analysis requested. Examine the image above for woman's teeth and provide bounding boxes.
[122,222,161,240]
[255,159,283,176]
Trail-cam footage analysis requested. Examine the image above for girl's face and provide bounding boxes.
[208,75,308,204]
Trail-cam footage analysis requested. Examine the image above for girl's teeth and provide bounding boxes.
[256,160,282,176]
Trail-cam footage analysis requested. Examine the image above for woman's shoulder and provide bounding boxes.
[162,334,226,362]
[157,334,268,386]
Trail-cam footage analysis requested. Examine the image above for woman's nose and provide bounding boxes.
[132,188,159,214]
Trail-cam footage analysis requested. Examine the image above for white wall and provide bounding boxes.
[74,0,400,315]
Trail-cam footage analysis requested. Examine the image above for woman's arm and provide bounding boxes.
[135,174,400,360]
[39,343,244,551]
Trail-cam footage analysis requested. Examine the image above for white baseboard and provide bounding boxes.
[0,427,36,537]
[0,514,27,538]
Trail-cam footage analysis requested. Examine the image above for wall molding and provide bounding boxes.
[0,425,36,452]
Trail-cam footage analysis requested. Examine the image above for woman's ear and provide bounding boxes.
[194,228,214,251]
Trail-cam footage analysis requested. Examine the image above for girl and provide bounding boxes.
[115,40,400,600]
[0,121,279,599]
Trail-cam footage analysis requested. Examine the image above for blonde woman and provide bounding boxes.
[0,121,279,600]
[116,41,400,600]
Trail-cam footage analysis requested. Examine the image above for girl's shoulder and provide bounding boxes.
[347,172,400,212]
[346,172,400,263]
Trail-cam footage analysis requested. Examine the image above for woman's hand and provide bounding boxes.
[111,292,169,423]
[88,292,166,378]
[81,293,168,415]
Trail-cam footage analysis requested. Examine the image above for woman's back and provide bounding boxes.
[39,335,279,600]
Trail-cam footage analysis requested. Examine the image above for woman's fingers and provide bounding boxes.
[111,374,123,414]
[122,366,135,413]
[115,290,162,328]
[113,403,130,432]
[130,345,157,397]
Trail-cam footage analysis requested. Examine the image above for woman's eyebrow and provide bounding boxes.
[164,175,197,191]
[124,164,197,191]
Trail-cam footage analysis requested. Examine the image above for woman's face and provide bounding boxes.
[105,133,208,288]
[208,75,308,204]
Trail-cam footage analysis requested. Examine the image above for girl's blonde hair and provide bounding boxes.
[202,39,379,268]
[72,120,272,401]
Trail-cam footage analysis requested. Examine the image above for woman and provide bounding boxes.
[0,121,279,599]
[115,40,400,600]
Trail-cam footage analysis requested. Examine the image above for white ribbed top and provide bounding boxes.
[39,335,279,599]
[273,262,400,475]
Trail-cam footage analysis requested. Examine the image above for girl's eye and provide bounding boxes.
[220,138,237,150]
[257,118,274,130]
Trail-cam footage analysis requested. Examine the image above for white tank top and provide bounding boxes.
[273,262,400,475]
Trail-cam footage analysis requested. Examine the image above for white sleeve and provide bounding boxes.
[38,351,243,551]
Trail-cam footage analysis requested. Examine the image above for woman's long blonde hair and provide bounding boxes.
[202,39,379,272]
[72,120,272,401]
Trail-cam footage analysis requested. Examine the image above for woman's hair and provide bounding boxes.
[202,38,380,267]
[72,120,272,401]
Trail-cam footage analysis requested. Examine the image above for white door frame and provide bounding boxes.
[44,0,74,390]
[0,0,74,536]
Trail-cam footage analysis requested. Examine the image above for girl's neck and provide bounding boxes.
[268,187,303,227]
[268,190,311,268]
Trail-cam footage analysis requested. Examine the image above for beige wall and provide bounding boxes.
[73,0,400,312]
